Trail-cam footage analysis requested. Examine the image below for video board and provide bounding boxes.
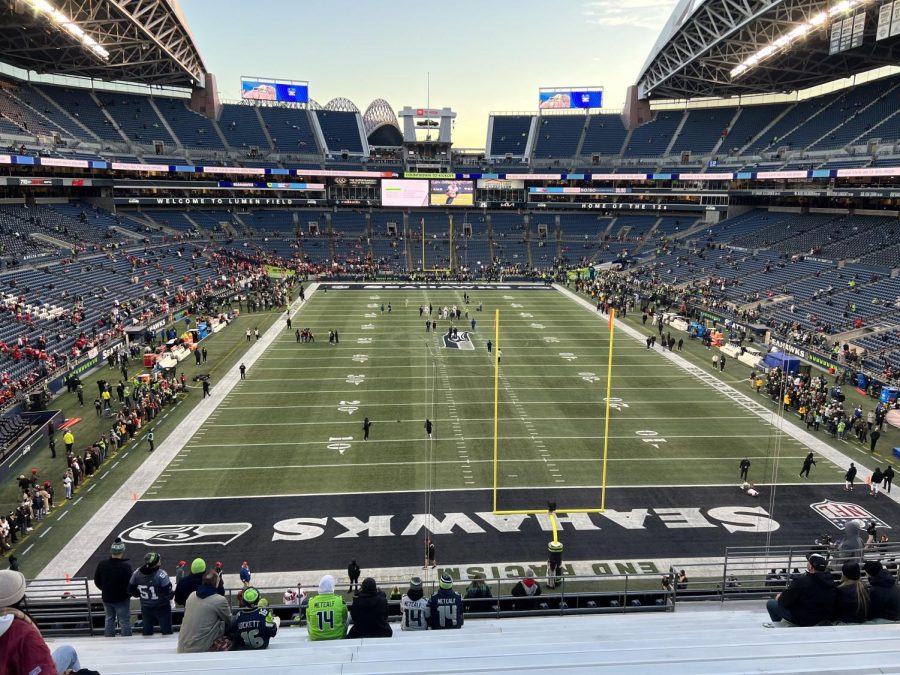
[539,88,603,109]
[429,180,474,206]
[381,179,429,207]
[241,77,309,103]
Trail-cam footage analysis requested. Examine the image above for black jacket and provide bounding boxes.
[777,570,836,626]
[868,570,900,621]
[834,583,869,623]
[175,571,203,606]
[94,557,133,603]
[347,590,392,638]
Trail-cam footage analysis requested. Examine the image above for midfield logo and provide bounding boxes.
[443,331,475,350]
[119,521,251,547]
[810,500,891,531]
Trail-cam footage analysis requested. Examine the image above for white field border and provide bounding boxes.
[36,285,320,579]
[553,283,898,507]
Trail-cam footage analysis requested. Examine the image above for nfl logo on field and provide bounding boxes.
[810,500,891,531]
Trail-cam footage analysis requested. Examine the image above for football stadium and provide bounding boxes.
[1,0,900,671]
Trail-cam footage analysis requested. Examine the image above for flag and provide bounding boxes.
[609,308,615,332]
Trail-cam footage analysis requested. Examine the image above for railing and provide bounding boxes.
[22,572,674,636]
[668,541,900,605]
[25,542,900,636]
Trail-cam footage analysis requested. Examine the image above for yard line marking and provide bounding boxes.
[556,283,900,507]
[57,510,68,521]
[177,433,779,449]
[39,526,53,538]
[86,485,95,493]
[165,455,815,472]
[74,497,83,505]
[23,544,34,555]
[38,286,318,581]
[218,400,741,410]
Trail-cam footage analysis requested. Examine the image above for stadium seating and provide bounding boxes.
[218,104,272,151]
[315,110,364,154]
[35,85,125,144]
[533,115,586,159]
[623,111,684,158]
[155,98,225,151]
[46,604,900,675]
[258,107,319,154]
[94,92,175,146]
[580,114,628,157]
[669,107,736,155]
[489,115,533,157]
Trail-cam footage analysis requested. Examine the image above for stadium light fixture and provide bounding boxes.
[24,0,110,60]
[731,0,871,80]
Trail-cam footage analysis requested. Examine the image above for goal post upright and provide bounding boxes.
[600,308,615,512]
[492,301,614,516]
[491,308,500,513]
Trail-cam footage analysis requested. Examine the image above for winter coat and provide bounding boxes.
[94,557,133,603]
[347,589,392,638]
[0,609,57,675]
[777,570,836,626]
[835,582,870,623]
[176,584,232,653]
[175,571,203,606]
[867,570,900,621]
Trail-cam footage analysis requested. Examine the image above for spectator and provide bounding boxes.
[834,520,865,565]
[429,573,464,629]
[174,557,206,606]
[511,567,542,610]
[228,586,278,650]
[128,551,173,636]
[93,537,133,637]
[765,553,835,627]
[239,561,251,588]
[400,576,430,631]
[347,559,360,594]
[835,561,870,623]
[863,560,900,622]
[464,572,493,612]
[306,575,348,641]
[0,569,83,674]
[347,577,392,638]
[177,569,232,653]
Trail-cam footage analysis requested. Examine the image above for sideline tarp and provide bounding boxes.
[763,351,800,374]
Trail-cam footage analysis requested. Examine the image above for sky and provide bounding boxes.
[179,0,680,148]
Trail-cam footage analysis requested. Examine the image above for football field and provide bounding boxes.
[57,282,900,584]
[145,285,833,502]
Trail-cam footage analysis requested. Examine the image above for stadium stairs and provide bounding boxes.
[47,603,900,674]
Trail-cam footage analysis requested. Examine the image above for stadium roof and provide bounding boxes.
[637,0,900,100]
[0,0,206,87]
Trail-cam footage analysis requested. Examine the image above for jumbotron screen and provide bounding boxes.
[240,77,309,103]
[381,179,429,207]
[539,88,603,109]
[429,180,474,206]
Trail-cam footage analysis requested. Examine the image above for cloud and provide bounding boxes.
[582,0,680,31]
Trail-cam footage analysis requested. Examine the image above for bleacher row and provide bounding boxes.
[45,605,900,675]
[489,75,900,166]
[0,79,360,160]
[2,74,900,171]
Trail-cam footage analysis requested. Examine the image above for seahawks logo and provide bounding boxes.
[442,331,474,350]
[119,521,252,547]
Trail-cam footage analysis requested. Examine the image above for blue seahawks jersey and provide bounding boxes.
[428,589,464,629]
[229,607,278,649]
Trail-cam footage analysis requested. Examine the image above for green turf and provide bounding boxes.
[146,288,849,508]
[9,284,896,578]
[3,305,284,577]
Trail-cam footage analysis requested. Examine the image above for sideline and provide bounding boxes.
[37,284,318,580]
[553,283,899,507]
